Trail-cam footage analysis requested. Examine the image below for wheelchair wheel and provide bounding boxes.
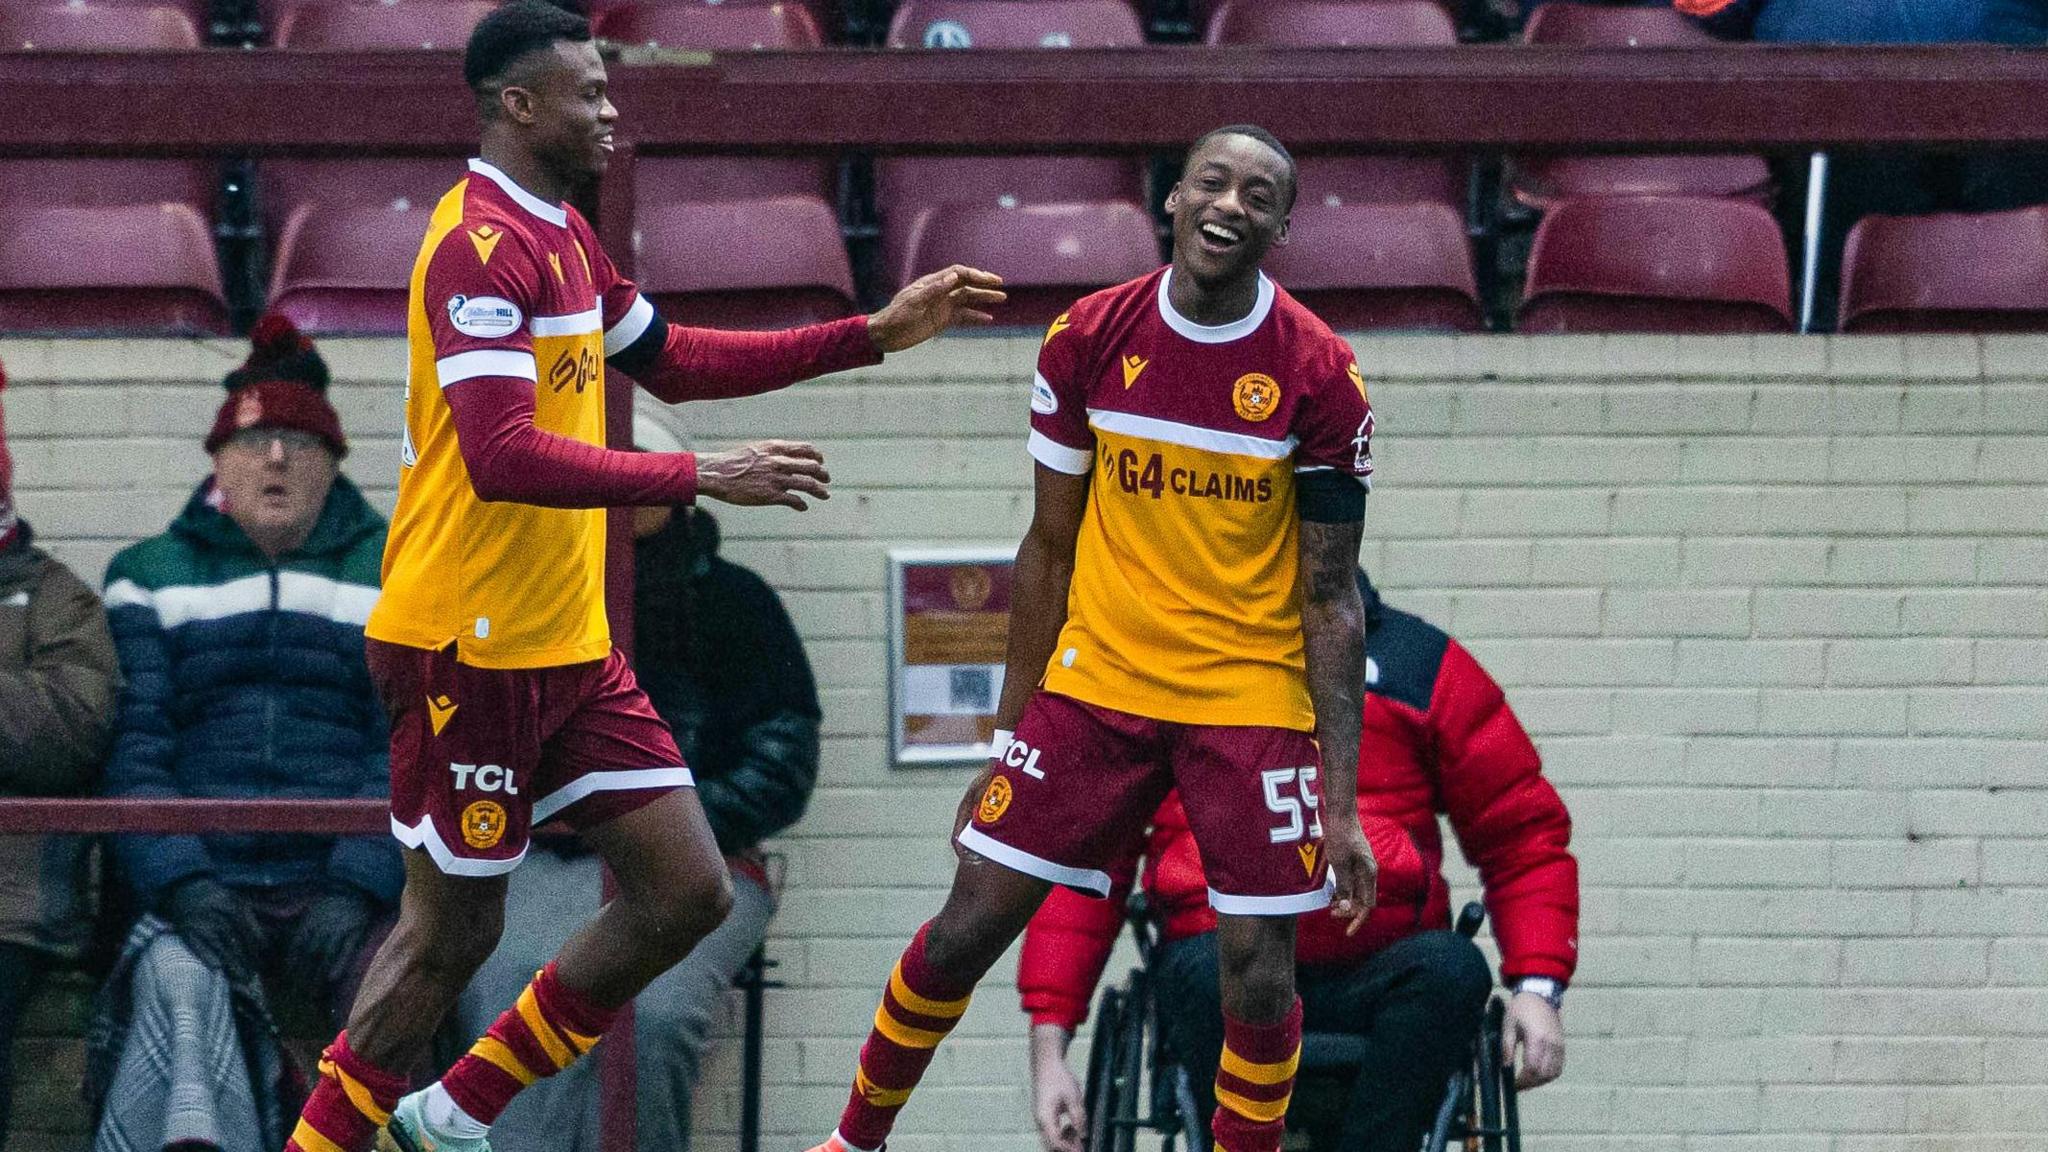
[1108,969,1150,1152]
[1085,987,1125,1152]
[1474,997,1514,1152]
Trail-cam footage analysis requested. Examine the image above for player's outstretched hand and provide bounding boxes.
[868,265,1008,353]
[1326,821,1379,935]
[696,440,831,511]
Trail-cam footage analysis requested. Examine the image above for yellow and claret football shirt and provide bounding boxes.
[1028,268,1375,731]
[367,159,656,669]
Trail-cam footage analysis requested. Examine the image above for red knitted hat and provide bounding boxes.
[205,378,347,458]
[206,316,346,457]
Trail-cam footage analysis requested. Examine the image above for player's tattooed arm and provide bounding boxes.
[1298,515,1379,933]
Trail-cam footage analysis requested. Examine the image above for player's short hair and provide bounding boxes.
[464,0,592,114]
[1187,124,1297,211]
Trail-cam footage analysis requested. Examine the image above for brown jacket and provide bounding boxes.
[0,526,118,956]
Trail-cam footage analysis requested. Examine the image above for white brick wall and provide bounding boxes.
[5,332,2046,1151]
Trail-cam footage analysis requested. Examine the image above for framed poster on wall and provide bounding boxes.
[888,547,1015,765]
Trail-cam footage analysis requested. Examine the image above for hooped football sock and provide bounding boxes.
[434,961,618,1128]
[1210,997,1302,1152]
[832,922,976,1150]
[287,1031,408,1152]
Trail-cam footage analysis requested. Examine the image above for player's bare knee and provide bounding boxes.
[921,908,1002,983]
[635,868,733,954]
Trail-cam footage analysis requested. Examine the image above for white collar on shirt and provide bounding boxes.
[467,158,569,229]
[1157,267,1275,344]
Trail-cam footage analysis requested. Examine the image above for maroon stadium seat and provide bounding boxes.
[1515,3,1769,209]
[259,158,458,238]
[903,200,1159,326]
[885,0,1143,48]
[0,203,227,334]
[638,155,837,206]
[0,4,200,48]
[1522,2,1716,44]
[1206,6,1463,212]
[595,0,823,47]
[876,156,1146,291]
[267,202,434,334]
[634,196,858,330]
[1839,206,2048,333]
[1297,156,1463,211]
[580,0,831,28]
[1266,200,1482,332]
[0,159,214,210]
[1204,0,1456,45]
[1518,196,1793,334]
[272,0,494,47]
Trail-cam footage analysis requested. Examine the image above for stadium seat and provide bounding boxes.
[1204,0,1457,45]
[0,3,201,48]
[259,158,458,237]
[1838,205,2048,333]
[637,156,836,205]
[1514,2,1770,209]
[634,195,859,330]
[1521,1,1717,44]
[886,0,1144,48]
[1517,195,1793,333]
[595,0,824,47]
[266,202,433,333]
[1206,3,1465,213]
[272,0,495,47]
[579,0,831,29]
[876,155,1147,291]
[1266,199,1483,332]
[0,203,227,334]
[0,159,214,211]
[902,199,1159,326]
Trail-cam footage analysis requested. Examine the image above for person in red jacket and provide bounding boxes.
[1019,571,1578,1152]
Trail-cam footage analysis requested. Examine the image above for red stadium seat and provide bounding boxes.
[876,156,1146,291]
[259,158,457,237]
[637,156,837,205]
[903,200,1160,326]
[0,4,200,48]
[0,203,227,334]
[634,196,858,330]
[1204,0,1456,45]
[1839,206,2048,333]
[272,0,494,47]
[1521,1,1716,44]
[1266,199,1482,332]
[595,0,823,47]
[1518,196,1793,333]
[1204,2,1466,213]
[1515,2,1769,209]
[266,202,433,334]
[885,0,1143,48]
[580,0,830,29]
[1297,156,1464,211]
[0,159,214,210]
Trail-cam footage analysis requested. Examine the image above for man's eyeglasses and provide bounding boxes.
[225,428,327,455]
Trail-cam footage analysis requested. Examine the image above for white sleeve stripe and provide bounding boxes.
[528,306,602,337]
[436,349,538,388]
[604,294,656,357]
[1027,429,1092,475]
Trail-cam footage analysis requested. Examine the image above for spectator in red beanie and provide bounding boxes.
[1018,571,1578,1152]
[0,359,121,1150]
[90,318,394,1152]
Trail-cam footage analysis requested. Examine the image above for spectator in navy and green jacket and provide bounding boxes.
[92,319,396,1152]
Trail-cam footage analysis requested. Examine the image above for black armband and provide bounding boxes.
[1296,469,1367,523]
[605,305,671,378]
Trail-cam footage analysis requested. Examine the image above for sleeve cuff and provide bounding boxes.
[1027,429,1093,475]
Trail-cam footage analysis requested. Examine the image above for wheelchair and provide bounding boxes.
[1080,898,1520,1152]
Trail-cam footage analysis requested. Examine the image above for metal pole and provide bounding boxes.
[1800,151,1830,333]
[740,948,768,1152]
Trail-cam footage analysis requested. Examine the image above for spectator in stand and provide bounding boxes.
[0,361,121,1152]
[1019,571,1578,1152]
[1678,0,2048,323]
[448,417,821,1152]
[89,319,398,1152]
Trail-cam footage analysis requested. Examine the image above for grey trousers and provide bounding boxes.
[451,849,775,1152]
